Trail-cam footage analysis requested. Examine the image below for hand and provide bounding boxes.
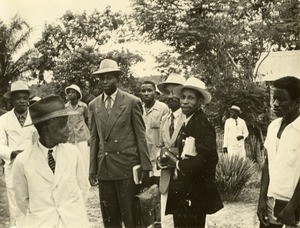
[277,204,297,226]
[10,150,23,161]
[163,150,178,168]
[140,171,150,188]
[257,198,269,227]
[237,135,244,141]
[156,156,168,170]
[223,148,228,154]
[89,173,98,186]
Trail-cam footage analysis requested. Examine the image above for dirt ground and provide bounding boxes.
[0,168,260,228]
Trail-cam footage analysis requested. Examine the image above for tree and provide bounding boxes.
[30,8,144,102]
[0,16,33,108]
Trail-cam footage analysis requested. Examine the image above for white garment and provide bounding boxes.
[223,117,249,157]
[0,109,38,226]
[75,141,90,180]
[13,142,89,228]
[264,116,300,200]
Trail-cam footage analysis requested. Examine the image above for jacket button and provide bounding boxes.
[114,140,118,143]
[105,152,108,155]
[117,152,119,154]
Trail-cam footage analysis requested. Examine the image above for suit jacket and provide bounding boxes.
[13,142,89,228]
[166,109,223,215]
[159,109,185,194]
[89,89,152,180]
[0,109,38,188]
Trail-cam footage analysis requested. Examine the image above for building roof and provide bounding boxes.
[254,50,300,82]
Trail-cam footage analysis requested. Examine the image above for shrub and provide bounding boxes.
[216,154,256,202]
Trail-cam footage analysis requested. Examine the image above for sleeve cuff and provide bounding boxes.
[176,160,180,170]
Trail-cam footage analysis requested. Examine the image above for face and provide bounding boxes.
[164,84,180,112]
[67,88,79,101]
[180,88,201,117]
[11,91,30,114]
[272,88,299,118]
[140,83,155,103]
[46,116,70,145]
[229,109,239,119]
[99,73,118,95]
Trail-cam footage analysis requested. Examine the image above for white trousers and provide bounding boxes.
[74,141,90,178]
[161,190,174,228]
[6,187,25,227]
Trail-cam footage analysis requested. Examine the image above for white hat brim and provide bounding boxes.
[157,82,183,94]
[173,85,212,104]
[4,89,36,99]
[92,68,124,76]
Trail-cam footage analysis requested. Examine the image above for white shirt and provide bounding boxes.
[103,89,118,109]
[37,140,57,162]
[265,116,300,200]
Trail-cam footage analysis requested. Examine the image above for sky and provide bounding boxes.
[0,0,166,78]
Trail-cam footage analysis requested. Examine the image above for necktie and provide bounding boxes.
[169,113,175,138]
[48,149,56,173]
[106,96,112,115]
[18,115,25,127]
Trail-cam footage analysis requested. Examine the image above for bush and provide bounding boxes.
[216,154,256,202]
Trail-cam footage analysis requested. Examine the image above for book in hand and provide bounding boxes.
[133,164,142,184]
[181,136,197,159]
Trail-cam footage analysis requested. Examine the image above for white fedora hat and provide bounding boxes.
[173,77,212,104]
[92,59,124,76]
[4,80,36,99]
[229,105,241,113]
[65,84,83,100]
[157,73,186,94]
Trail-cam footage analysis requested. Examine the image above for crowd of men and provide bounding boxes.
[0,58,300,228]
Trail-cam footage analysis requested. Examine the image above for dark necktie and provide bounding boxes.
[48,149,56,173]
[106,96,112,115]
[18,115,25,127]
[169,113,175,138]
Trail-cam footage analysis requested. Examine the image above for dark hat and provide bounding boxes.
[24,95,77,127]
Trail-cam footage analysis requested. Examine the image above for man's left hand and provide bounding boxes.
[140,170,150,187]
[163,150,178,168]
[277,205,297,227]
[237,135,244,141]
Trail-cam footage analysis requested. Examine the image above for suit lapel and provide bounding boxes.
[162,116,171,145]
[105,91,126,140]
[96,94,108,127]
[53,144,67,188]
[33,143,54,183]
[8,110,22,133]
[170,113,185,146]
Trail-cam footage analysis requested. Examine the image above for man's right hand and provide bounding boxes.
[257,198,269,226]
[222,148,228,154]
[89,173,98,186]
[10,150,23,161]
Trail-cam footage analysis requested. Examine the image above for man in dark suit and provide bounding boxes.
[89,59,152,228]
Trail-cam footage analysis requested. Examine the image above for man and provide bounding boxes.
[89,59,152,227]
[13,95,90,228]
[157,73,186,228]
[223,105,249,157]
[65,84,90,176]
[257,76,300,228]
[0,80,38,227]
[140,80,168,185]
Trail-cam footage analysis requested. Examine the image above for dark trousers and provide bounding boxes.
[99,178,137,228]
[173,213,206,228]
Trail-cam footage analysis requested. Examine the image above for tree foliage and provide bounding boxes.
[0,16,33,108]
[30,8,144,102]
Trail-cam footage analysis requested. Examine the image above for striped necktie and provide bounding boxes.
[106,96,112,115]
[18,115,25,127]
[169,113,175,138]
[48,149,56,173]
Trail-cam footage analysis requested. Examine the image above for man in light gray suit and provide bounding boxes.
[89,59,152,228]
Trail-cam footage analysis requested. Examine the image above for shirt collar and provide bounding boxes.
[65,101,83,108]
[185,113,195,125]
[168,108,182,119]
[103,89,118,102]
[37,140,57,159]
[14,109,28,120]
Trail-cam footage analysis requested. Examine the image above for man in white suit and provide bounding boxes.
[13,95,90,228]
[156,73,186,228]
[223,105,249,157]
[0,80,38,227]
